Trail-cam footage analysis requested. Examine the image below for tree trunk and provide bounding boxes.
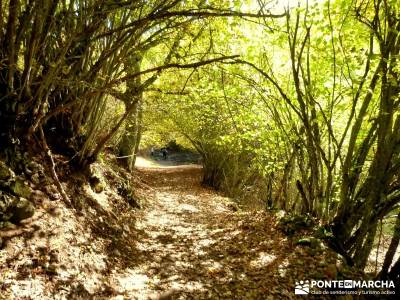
[388,256,400,281]
[353,221,377,269]
[118,52,143,171]
[118,99,142,170]
[380,212,400,278]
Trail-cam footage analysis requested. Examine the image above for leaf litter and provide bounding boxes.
[0,157,364,299]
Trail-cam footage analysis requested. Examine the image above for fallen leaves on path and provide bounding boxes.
[0,158,353,299]
[110,162,344,299]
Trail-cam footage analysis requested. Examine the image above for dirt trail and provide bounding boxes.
[0,156,339,300]
[119,157,329,299]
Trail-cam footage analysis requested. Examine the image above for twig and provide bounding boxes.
[375,218,383,275]
[39,127,70,204]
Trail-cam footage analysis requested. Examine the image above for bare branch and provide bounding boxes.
[109,55,240,86]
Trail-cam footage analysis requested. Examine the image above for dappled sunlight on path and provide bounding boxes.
[109,161,338,299]
[0,157,342,299]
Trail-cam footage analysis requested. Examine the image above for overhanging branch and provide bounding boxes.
[109,55,240,86]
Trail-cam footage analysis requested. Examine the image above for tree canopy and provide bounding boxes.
[1,0,400,282]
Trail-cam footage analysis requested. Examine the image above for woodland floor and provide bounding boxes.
[0,156,363,299]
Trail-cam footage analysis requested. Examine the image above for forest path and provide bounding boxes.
[118,157,325,299]
[0,156,339,300]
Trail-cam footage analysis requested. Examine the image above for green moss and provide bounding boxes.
[11,179,32,198]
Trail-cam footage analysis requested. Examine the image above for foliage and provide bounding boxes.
[143,0,400,275]
[1,0,400,278]
[0,0,271,166]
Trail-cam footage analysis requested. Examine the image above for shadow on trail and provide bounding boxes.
[0,159,369,299]
[123,163,355,300]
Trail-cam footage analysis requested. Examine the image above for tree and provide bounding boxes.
[240,0,400,269]
[0,0,284,169]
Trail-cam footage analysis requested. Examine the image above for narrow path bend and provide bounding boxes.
[114,157,331,299]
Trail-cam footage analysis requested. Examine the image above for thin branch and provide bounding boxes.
[39,127,70,204]
[109,55,240,86]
